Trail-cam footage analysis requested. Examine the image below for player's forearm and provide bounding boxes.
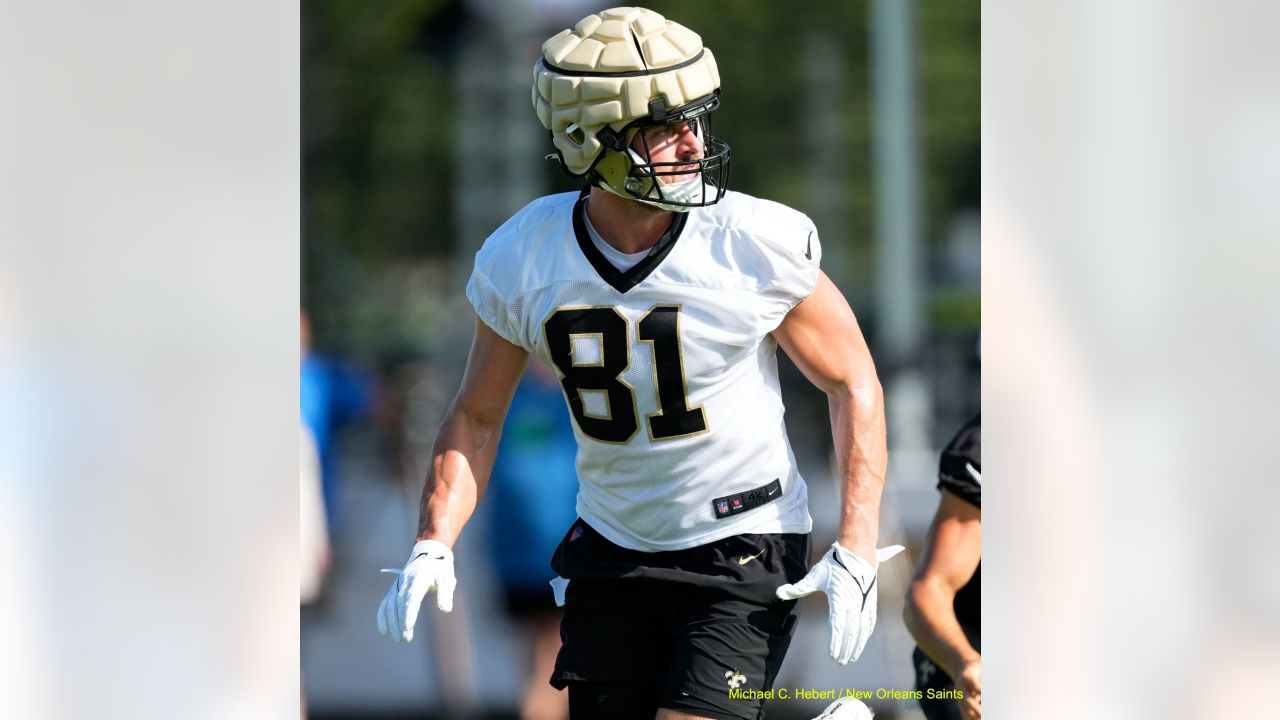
[904,578,980,678]
[829,383,886,561]
[415,404,503,547]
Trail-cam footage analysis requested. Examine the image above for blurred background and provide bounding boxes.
[9,1,1280,719]
[301,1,978,718]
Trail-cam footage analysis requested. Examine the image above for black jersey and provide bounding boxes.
[938,413,981,508]
[938,413,981,643]
[914,414,983,712]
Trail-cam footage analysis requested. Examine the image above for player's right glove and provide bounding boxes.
[775,542,904,665]
[376,539,456,643]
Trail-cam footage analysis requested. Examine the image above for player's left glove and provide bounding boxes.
[775,542,905,665]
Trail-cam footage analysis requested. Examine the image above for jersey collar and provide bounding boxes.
[572,186,688,294]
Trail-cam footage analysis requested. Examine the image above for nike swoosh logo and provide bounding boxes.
[738,549,766,565]
[767,486,779,497]
[804,231,813,260]
[965,462,982,485]
[399,553,429,590]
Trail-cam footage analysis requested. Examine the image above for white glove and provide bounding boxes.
[376,539,456,643]
[776,542,904,664]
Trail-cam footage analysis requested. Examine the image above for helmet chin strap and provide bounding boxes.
[596,147,706,213]
[597,177,703,213]
[651,174,706,207]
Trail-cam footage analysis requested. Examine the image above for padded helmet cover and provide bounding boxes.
[531,7,721,177]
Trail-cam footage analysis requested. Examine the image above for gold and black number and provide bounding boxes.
[638,306,708,439]
[544,307,638,443]
[544,305,707,444]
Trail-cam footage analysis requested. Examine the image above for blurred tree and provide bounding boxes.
[303,0,460,356]
[303,0,979,365]
[919,0,980,221]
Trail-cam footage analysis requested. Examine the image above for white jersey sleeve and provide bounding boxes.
[749,202,823,335]
[464,195,572,349]
[466,267,523,347]
[701,193,823,335]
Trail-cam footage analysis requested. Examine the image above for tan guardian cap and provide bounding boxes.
[531,7,729,210]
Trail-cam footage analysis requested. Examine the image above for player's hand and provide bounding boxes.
[376,539,456,643]
[956,658,981,719]
[775,542,904,664]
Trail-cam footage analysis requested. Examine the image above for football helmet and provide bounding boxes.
[532,7,730,211]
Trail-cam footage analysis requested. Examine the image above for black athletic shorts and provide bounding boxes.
[549,519,810,720]
[500,587,561,619]
[913,647,963,720]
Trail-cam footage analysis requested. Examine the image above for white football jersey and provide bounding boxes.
[467,189,823,551]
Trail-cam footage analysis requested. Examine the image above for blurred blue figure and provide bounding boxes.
[300,310,371,537]
[487,360,578,720]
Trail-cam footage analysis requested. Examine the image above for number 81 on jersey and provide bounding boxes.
[543,305,708,444]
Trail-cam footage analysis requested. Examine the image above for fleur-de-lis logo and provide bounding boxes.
[724,669,747,689]
[919,657,937,684]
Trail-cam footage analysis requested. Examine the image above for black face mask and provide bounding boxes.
[623,111,731,208]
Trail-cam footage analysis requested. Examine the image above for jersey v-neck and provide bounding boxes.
[584,211,648,272]
[572,186,689,294]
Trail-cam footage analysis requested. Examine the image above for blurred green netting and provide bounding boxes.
[304,0,978,364]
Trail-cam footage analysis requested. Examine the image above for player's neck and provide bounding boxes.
[585,186,674,255]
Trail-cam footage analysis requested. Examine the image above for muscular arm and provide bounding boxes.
[772,271,886,565]
[904,489,982,679]
[416,317,529,547]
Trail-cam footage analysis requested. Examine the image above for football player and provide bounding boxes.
[903,415,982,720]
[377,8,901,720]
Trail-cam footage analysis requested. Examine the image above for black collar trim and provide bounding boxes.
[572,187,688,294]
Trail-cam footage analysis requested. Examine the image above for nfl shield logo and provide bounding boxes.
[717,501,730,515]
[570,526,584,542]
